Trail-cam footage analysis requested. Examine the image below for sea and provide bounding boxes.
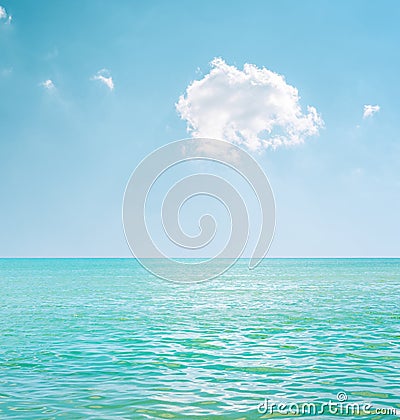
[0,258,399,419]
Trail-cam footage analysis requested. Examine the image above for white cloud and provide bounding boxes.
[0,6,6,19]
[91,69,114,91]
[176,58,323,151]
[0,5,11,23]
[40,79,55,90]
[363,104,380,119]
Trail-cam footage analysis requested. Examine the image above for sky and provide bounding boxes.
[0,0,399,258]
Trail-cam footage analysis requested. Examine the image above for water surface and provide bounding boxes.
[0,258,399,418]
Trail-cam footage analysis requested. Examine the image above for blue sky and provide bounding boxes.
[0,0,399,257]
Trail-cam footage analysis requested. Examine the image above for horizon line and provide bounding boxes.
[1,256,400,259]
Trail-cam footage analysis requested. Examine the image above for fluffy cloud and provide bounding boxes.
[176,58,323,151]
[40,79,55,90]
[0,5,11,23]
[363,104,380,119]
[91,69,114,91]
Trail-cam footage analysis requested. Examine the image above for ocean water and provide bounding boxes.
[0,258,399,419]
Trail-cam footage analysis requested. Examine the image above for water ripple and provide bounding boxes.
[0,258,399,418]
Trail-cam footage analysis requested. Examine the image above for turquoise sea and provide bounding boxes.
[0,258,399,419]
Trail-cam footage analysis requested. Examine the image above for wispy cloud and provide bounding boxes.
[40,79,55,90]
[44,47,59,61]
[363,104,380,119]
[0,67,12,77]
[91,69,114,91]
[176,58,323,151]
[0,5,12,23]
